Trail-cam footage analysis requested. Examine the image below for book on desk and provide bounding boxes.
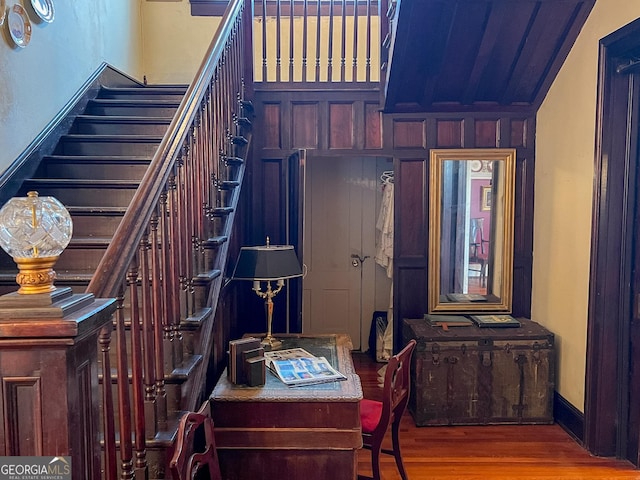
[228,337,263,385]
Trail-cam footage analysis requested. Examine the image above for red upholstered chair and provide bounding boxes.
[170,400,222,480]
[359,339,417,480]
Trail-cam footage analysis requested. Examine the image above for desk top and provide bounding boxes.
[211,334,363,403]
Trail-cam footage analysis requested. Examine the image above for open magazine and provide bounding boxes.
[263,348,347,387]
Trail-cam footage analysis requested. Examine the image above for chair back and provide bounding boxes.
[377,339,417,434]
[170,400,222,480]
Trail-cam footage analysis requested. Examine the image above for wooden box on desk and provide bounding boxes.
[403,317,555,426]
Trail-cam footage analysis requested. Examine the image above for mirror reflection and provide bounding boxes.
[428,149,515,313]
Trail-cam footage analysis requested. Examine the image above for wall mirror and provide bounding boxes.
[428,148,515,313]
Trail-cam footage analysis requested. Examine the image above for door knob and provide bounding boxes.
[350,253,369,267]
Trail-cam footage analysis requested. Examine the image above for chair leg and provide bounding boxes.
[371,439,383,480]
[391,421,408,480]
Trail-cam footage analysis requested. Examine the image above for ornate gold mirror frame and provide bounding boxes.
[428,148,515,313]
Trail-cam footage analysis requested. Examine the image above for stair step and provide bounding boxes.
[224,156,245,165]
[20,179,139,208]
[67,206,126,236]
[193,269,222,285]
[56,247,107,274]
[72,115,172,135]
[218,180,240,190]
[37,155,151,180]
[236,116,252,129]
[232,135,248,146]
[240,99,254,115]
[85,99,181,117]
[181,307,213,332]
[55,134,163,156]
[98,85,187,101]
[210,206,234,217]
[203,236,228,247]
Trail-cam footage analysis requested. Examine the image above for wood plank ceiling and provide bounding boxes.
[383,0,596,113]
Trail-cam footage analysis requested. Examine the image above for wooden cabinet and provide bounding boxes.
[403,317,555,426]
[0,296,116,480]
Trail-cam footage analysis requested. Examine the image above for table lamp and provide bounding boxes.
[0,191,72,295]
[232,238,303,349]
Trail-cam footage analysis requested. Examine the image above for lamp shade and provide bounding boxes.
[0,191,72,259]
[232,244,303,281]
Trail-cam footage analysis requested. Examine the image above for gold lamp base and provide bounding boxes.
[13,255,59,295]
[260,334,282,350]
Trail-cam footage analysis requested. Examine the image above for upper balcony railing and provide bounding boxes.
[192,0,390,84]
[255,0,385,83]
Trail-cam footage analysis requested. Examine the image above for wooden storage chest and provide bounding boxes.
[403,317,555,426]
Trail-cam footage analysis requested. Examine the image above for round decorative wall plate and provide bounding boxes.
[31,0,54,23]
[8,4,31,48]
[0,1,6,28]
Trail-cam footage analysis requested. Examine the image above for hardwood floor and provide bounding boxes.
[352,352,640,479]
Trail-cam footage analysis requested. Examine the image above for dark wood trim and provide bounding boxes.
[531,1,595,109]
[585,17,640,460]
[250,88,535,355]
[554,391,585,445]
[191,0,380,17]
[190,0,229,16]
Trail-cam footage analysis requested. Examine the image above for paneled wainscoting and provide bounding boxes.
[353,352,640,479]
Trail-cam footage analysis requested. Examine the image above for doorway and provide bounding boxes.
[585,17,640,464]
[302,155,392,351]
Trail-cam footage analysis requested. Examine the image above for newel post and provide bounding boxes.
[0,288,116,480]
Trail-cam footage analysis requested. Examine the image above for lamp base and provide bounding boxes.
[260,335,282,350]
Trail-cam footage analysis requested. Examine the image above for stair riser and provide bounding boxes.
[99,92,185,102]
[85,105,179,117]
[37,163,150,181]
[55,247,107,273]
[55,141,159,157]
[20,186,137,208]
[98,87,186,102]
[72,214,125,236]
[72,121,171,136]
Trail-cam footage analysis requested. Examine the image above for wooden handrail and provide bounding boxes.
[85,1,253,477]
[88,0,247,298]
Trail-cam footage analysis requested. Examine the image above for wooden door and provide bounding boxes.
[286,150,305,333]
[302,156,378,350]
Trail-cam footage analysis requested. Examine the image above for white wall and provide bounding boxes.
[534,3,640,411]
[141,1,220,84]
[0,0,220,175]
[0,0,143,172]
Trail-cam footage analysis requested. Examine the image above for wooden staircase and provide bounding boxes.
[2,85,187,287]
[0,1,255,477]
[0,79,247,476]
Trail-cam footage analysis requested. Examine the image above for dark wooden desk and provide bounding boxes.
[210,334,362,480]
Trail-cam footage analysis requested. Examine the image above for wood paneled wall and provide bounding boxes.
[249,86,535,348]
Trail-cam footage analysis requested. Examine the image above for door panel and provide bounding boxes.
[303,156,363,348]
[287,150,305,333]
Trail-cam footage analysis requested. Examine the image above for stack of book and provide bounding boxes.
[470,314,521,328]
[228,337,264,385]
[424,314,474,329]
[424,313,521,329]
